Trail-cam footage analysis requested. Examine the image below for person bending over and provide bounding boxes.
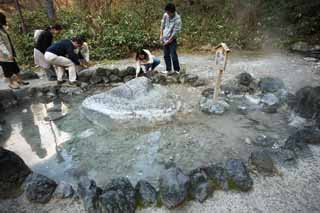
[44,36,84,86]
[135,49,160,78]
[34,24,62,81]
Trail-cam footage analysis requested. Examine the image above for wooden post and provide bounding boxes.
[213,43,230,101]
[14,0,27,33]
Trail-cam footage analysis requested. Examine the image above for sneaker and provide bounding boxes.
[168,71,176,75]
[17,81,30,86]
[160,70,168,74]
[175,70,180,74]
[69,81,81,87]
[8,83,20,89]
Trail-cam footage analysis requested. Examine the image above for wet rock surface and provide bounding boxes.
[53,181,75,199]
[0,148,31,199]
[135,180,157,207]
[199,97,230,115]
[225,159,253,191]
[100,177,136,213]
[159,167,190,209]
[294,87,320,127]
[189,169,212,203]
[259,77,285,93]
[77,177,102,213]
[81,77,178,130]
[25,173,57,204]
[202,164,228,190]
[250,150,276,175]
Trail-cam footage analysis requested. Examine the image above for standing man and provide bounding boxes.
[160,3,182,74]
[44,36,84,86]
[34,24,62,81]
[0,12,29,89]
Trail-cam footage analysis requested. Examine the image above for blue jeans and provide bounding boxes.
[163,39,180,72]
[145,57,160,71]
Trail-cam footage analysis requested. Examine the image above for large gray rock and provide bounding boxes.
[294,87,320,127]
[100,177,136,213]
[159,167,190,209]
[78,177,102,213]
[189,169,212,203]
[81,77,178,130]
[238,72,253,86]
[200,97,230,115]
[260,93,280,113]
[0,148,31,199]
[25,173,57,204]
[135,180,157,207]
[259,77,285,93]
[225,159,253,191]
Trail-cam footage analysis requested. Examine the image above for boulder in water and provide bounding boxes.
[100,177,136,213]
[81,77,178,130]
[259,77,285,93]
[0,148,31,199]
[25,173,57,204]
[200,97,230,115]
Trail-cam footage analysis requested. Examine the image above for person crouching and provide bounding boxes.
[44,36,84,86]
[135,49,160,78]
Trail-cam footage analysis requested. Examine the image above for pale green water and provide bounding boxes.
[2,51,318,186]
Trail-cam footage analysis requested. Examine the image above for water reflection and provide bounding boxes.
[3,99,73,180]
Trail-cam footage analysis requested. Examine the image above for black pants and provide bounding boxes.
[0,61,20,78]
[163,39,180,72]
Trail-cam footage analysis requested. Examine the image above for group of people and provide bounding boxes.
[135,3,182,77]
[0,2,182,89]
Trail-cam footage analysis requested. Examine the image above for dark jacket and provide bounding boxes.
[46,39,80,65]
[35,30,53,54]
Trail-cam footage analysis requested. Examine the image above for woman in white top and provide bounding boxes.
[135,49,160,78]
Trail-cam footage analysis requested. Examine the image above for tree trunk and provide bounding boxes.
[14,0,27,33]
[45,0,56,20]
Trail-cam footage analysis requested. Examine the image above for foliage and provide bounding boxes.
[7,0,320,65]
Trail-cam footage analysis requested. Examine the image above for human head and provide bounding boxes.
[165,3,176,17]
[0,12,7,27]
[71,36,85,48]
[136,49,148,61]
[50,24,62,34]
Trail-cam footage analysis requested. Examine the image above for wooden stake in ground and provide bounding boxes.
[213,43,230,101]
[14,0,27,33]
